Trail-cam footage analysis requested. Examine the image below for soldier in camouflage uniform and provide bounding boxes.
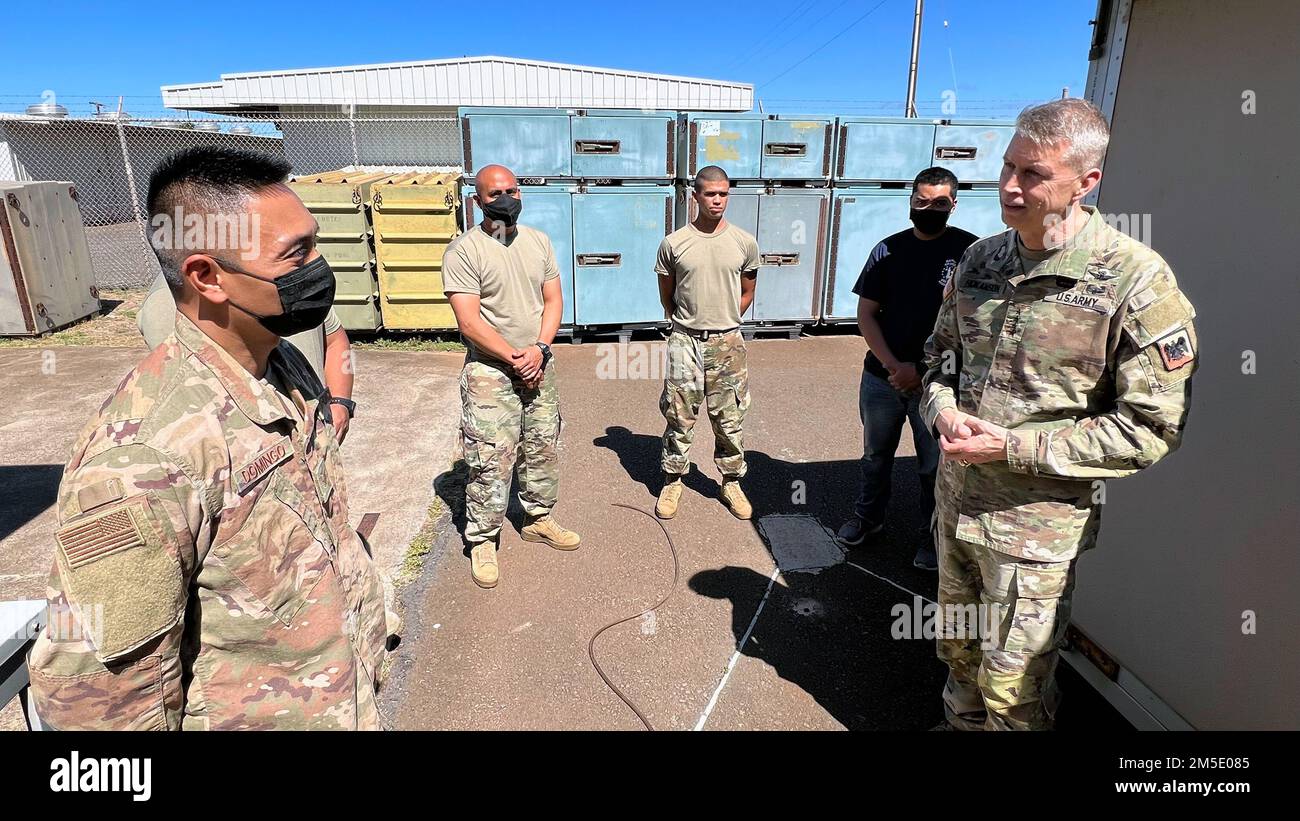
[26,147,392,730]
[655,166,761,520]
[444,164,578,589]
[921,100,1197,730]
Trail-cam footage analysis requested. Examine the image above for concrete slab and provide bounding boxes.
[385,335,1131,731]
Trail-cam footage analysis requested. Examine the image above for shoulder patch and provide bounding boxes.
[57,504,145,569]
[236,436,293,495]
[1156,327,1195,371]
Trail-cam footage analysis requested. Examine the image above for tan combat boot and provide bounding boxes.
[470,541,499,588]
[521,515,582,550]
[720,479,752,520]
[656,477,684,519]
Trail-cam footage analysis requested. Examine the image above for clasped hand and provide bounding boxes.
[936,408,1008,465]
[511,346,545,388]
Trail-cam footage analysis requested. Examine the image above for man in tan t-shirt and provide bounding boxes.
[654,165,760,520]
[443,163,580,589]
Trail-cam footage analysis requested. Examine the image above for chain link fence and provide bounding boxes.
[0,112,461,288]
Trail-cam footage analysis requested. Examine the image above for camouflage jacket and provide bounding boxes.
[27,312,390,730]
[921,207,1197,560]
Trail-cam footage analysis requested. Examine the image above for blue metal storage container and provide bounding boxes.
[570,109,678,180]
[761,116,834,181]
[822,186,1010,322]
[460,107,572,180]
[681,113,764,180]
[753,188,828,322]
[675,185,827,324]
[571,186,675,327]
[461,183,578,326]
[834,117,936,183]
[822,188,912,322]
[932,121,1015,184]
[951,188,1007,240]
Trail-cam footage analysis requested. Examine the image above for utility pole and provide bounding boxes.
[905,0,924,117]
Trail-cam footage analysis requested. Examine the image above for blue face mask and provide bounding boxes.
[218,254,336,337]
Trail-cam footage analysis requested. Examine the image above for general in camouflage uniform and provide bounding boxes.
[921,102,1197,730]
[655,165,760,520]
[27,313,391,730]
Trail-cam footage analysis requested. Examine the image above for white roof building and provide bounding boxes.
[162,55,754,113]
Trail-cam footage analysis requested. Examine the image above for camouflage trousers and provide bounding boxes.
[659,328,750,478]
[935,498,1079,731]
[459,358,561,545]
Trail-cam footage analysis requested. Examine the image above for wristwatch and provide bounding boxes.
[535,341,552,362]
[328,397,357,419]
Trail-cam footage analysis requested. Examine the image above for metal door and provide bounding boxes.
[932,123,1015,184]
[572,188,674,326]
[571,114,675,179]
[822,189,912,322]
[462,184,576,327]
[951,188,1007,240]
[684,115,763,179]
[836,118,936,182]
[760,117,834,180]
[752,189,827,323]
[461,111,572,179]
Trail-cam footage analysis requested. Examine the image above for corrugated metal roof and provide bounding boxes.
[163,56,753,112]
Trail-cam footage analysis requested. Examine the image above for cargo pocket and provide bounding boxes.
[1003,561,1072,655]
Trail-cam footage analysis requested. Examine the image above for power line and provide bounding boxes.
[759,0,896,88]
[722,0,823,74]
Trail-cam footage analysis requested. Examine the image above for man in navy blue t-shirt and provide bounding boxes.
[837,167,980,569]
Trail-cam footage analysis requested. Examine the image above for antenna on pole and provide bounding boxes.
[905,0,924,117]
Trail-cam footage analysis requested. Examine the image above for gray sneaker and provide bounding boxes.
[837,516,884,546]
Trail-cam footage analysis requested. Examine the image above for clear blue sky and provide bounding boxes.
[0,0,1097,118]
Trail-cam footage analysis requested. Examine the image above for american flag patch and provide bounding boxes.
[57,508,145,569]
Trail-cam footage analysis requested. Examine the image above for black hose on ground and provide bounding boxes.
[587,503,682,731]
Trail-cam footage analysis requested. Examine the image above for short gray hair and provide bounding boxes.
[1014,98,1110,172]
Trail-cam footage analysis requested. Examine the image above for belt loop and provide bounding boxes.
[702,330,710,341]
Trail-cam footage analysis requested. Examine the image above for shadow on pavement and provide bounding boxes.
[0,464,64,542]
[595,426,1132,731]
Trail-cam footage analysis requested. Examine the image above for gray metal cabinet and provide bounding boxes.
[761,116,834,181]
[570,111,677,180]
[460,107,572,179]
[835,117,937,183]
[932,121,1015,184]
[571,187,674,326]
[461,183,577,327]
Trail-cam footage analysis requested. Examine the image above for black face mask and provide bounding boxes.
[481,194,522,227]
[910,208,951,236]
[220,254,336,338]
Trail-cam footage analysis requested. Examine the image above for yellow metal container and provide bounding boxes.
[288,169,404,332]
[371,173,462,331]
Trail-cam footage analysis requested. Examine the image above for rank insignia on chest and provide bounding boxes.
[1156,328,1195,370]
[236,436,293,495]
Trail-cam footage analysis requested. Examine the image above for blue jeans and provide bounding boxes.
[855,370,939,526]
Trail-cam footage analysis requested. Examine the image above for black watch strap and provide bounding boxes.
[329,397,357,418]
